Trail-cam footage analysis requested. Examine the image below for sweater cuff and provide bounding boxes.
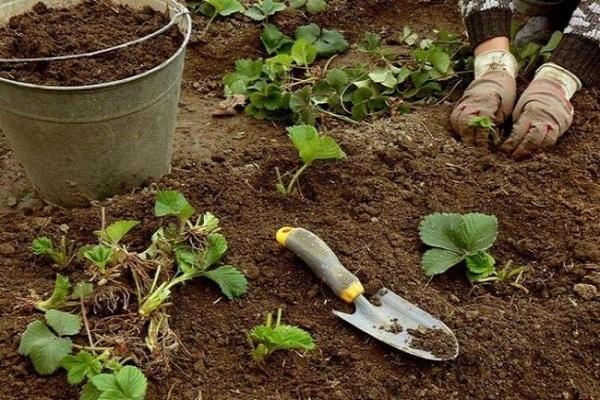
[550,34,600,87]
[464,8,513,49]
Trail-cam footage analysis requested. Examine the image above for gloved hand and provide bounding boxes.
[501,78,574,160]
[450,70,517,147]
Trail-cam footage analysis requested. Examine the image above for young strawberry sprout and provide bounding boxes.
[276,125,346,195]
[419,213,499,283]
[468,116,500,145]
[32,235,75,268]
[248,309,315,362]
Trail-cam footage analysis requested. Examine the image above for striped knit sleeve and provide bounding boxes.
[551,0,600,85]
[459,0,514,48]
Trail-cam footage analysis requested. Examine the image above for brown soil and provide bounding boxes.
[1,1,599,399]
[0,0,183,86]
[407,327,457,360]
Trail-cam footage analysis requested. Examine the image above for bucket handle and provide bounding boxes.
[0,8,190,64]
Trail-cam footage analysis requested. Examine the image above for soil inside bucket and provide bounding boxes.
[0,0,184,86]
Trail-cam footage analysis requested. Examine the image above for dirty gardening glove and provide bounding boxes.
[451,50,518,146]
[501,62,581,159]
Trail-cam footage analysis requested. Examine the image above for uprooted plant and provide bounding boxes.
[220,26,471,124]
[20,297,148,399]
[276,124,346,195]
[248,308,315,362]
[20,190,248,396]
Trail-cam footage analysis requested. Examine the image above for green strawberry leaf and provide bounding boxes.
[206,0,245,15]
[45,309,82,336]
[287,125,346,164]
[421,248,465,276]
[203,265,248,299]
[203,233,228,268]
[155,191,195,222]
[458,213,498,253]
[18,320,73,375]
[61,350,102,384]
[418,213,465,253]
[306,0,327,13]
[291,39,317,66]
[95,220,139,244]
[261,24,293,54]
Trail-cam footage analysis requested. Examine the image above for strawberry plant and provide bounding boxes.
[189,0,245,37]
[32,236,74,268]
[419,213,499,282]
[138,191,247,317]
[82,365,147,400]
[289,0,327,13]
[276,125,346,195]
[249,309,315,362]
[245,0,286,21]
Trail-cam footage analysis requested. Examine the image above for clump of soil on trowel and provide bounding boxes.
[407,327,456,359]
[0,0,183,86]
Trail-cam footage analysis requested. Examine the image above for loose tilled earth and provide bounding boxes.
[0,0,183,86]
[1,1,599,399]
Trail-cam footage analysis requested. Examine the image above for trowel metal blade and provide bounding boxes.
[333,288,458,361]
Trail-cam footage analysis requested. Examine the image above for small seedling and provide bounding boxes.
[290,0,327,13]
[32,236,74,268]
[195,0,245,38]
[276,125,346,195]
[248,309,315,362]
[84,245,114,275]
[419,213,499,282]
[244,0,286,21]
[468,116,501,145]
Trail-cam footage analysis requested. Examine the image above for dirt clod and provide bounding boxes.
[573,283,598,300]
[407,327,456,360]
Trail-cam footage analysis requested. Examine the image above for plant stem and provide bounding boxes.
[199,11,218,39]
[73,344,113,352]
[80,293,94,349]
[286,163,310,194]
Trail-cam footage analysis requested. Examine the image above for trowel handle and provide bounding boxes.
[276,227,364,303]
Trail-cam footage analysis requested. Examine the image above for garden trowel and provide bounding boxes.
[276,227,459,361]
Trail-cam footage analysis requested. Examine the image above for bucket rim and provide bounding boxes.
[0,1,192,92]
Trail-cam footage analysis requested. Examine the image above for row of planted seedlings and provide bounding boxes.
[22,191,314,399]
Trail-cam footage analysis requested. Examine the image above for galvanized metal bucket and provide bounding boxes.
[0,0,192,207]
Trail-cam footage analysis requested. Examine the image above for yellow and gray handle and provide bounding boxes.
[276,227,364,303]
